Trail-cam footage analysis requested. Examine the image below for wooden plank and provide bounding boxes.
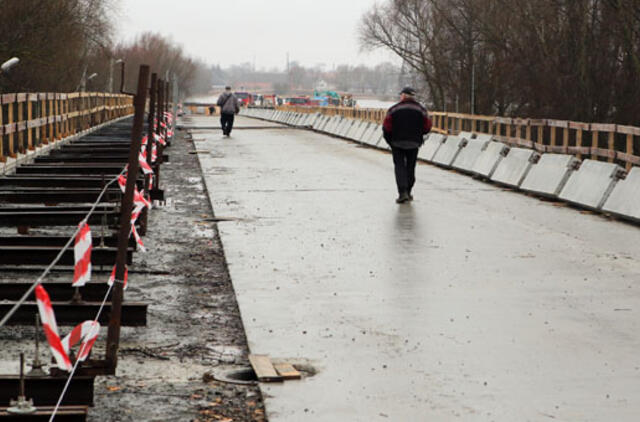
[248,354,283,382]
[569,121,590,131]
[617,125,640,136]
[547,119,569,128]
[274,363,302,380]
[591,123,616,132]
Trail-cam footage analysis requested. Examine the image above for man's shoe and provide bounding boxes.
[395,192,409,203]
[408,193,414,201]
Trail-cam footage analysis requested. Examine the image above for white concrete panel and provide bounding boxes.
[451,137,491,173]
[602,167,640,222]
[471,141,509,178]
[520,154,579,198]
[418,133,445,162]
[432,135,465,167]
[559,159,625,210]
[490,147,539,188]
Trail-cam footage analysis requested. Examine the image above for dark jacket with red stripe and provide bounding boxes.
[382,98,432,149]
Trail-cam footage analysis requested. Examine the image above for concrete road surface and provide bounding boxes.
[192,115,640,421]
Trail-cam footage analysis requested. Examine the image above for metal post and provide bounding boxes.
[154,79,165,190]
[141,73,157,236]
[105,64,149,372]
[172,74,178,135]
[119,61,126,94]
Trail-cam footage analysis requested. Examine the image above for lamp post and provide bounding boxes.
[108,58,123,93]
[0,57,20,73]
[78,71,97,92]
[0,57,20,93]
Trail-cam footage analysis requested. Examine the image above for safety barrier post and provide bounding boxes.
[106,64,150,373]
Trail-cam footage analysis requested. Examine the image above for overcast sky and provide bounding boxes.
[115,0,397,71]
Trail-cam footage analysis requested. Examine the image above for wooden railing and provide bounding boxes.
[276,105,640,170]
[1,92,134,163]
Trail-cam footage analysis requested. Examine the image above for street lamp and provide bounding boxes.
[85,72,98,92]
[108,58,123,93]
[0,57,19,73]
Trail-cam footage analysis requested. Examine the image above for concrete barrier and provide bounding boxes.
[326,116,343,134]
[418,133,445,162]
[432,135,465,167]
[373,131,384,147]
[558,159,625,210]
[345,119,361,139]
[316,115,331,131]
[471,141,509,178]
[360,124,378,145]
[459,131,474,139]
[451,137,491,173]
[602,167,640,222]
[520,154,579,198]
[474,133,494,143]
[490,147,539,188]
[339,119,356,138]
[352,121,369,141]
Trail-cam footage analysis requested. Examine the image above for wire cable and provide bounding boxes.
[48,280,116,422]
[0,167,126,328]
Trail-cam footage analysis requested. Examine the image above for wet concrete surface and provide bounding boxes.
[194,115,640,421]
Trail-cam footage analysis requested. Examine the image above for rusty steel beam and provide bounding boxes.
[0,235,130,248]
[0,246,133,266]
[0,406,87,421]
[0,210,120,227]
[106,64,149,371]
[0,376,94,407]
[0,190,121,204]
[16,165,125,175]
[1,301,148,326]
[34,156,128,163]
[0,281,112,302]
[0,176,143,189]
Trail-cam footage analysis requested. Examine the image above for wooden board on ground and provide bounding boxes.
[274,363,302,380]
[249,354,283,382]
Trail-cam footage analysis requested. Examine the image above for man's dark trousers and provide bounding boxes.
[220,112,235,136]
[391,147,419,194]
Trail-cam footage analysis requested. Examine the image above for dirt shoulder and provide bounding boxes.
[89,128,266,421]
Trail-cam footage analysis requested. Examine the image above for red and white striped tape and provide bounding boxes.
[139,151,154,175]
[117,174,126,193]
[153,133,166,146]
[107,264,128,290]
[61,320,100,362]
[72,222,92,287]
[131,224,146,252]
[35,285,73,371]
[134,188,151,210]
[151,143,157,163]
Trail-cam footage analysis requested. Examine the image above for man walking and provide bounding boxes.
[216,86,240,137]
[382,87,432,203]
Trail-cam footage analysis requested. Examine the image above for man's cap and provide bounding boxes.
[400,86,416,96]
[225,85,231,90]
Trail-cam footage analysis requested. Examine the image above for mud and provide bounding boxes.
[0,128,266,421]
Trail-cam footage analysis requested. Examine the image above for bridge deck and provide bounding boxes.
[191,115,640,421]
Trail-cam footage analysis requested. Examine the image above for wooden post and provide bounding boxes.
[27,97,33,150]
[8,98,14,157]
[576,128,583,159]
[608,131,615,163]
[17,97,24,154]
[563,127,569,151]
[591,130,598,160]
[0,99,3,162]
[626,133,633,171]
